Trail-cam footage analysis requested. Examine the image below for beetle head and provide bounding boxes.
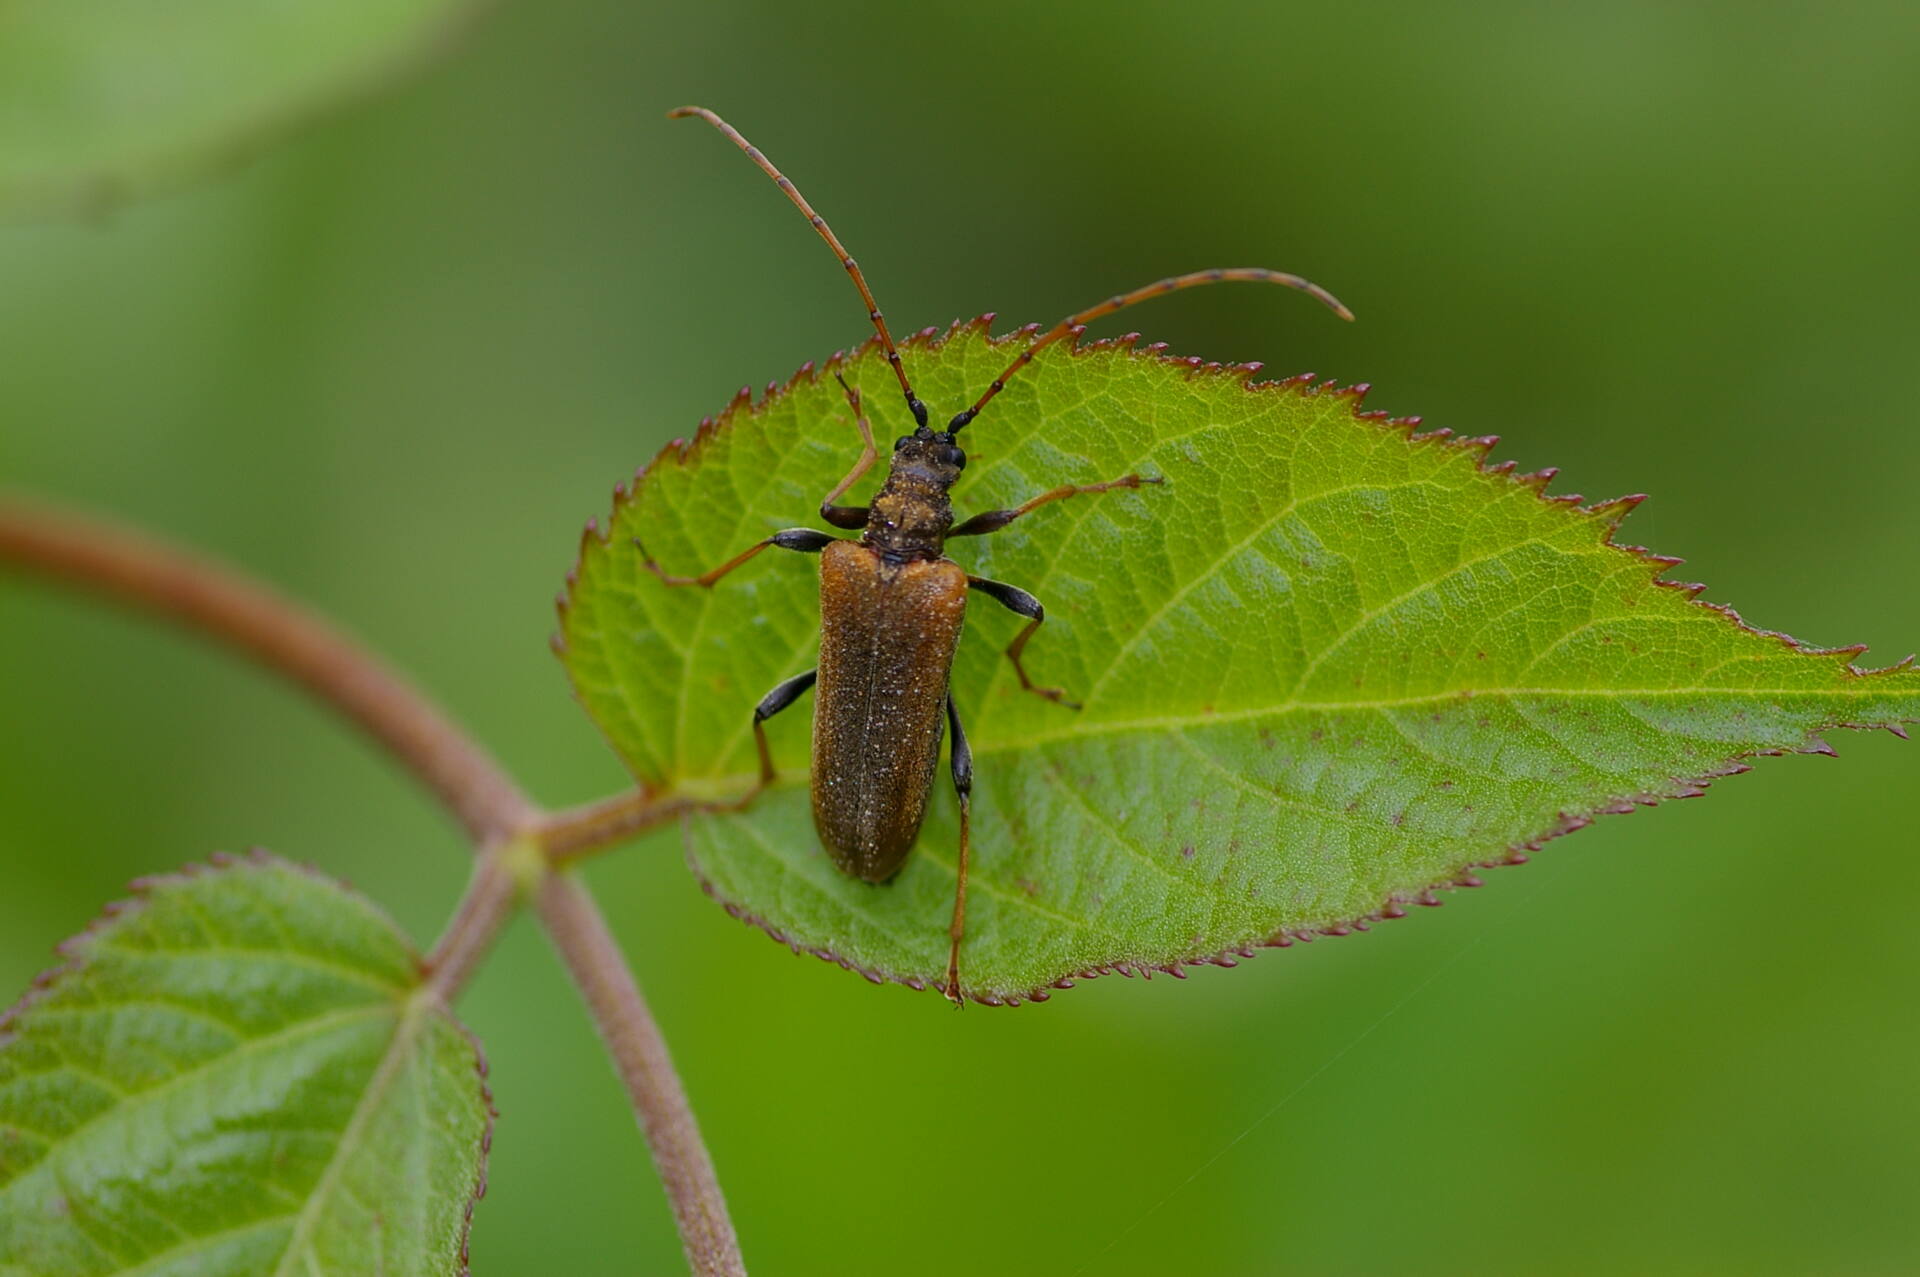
[889,424,967,489]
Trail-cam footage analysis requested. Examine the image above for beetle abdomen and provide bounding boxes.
[811,540,968,882]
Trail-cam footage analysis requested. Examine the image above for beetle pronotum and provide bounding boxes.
[647,106,1352,1005]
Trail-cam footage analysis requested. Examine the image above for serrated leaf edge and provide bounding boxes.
[692,727,1898,1006]
[560,316,1917,1004]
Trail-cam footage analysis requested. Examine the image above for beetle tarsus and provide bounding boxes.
[967,575,1081,710]
[636,528,833,588]
[753,732,776,789]
[1008,621,1081,710]
[949,472,1160,539]
[1017,673,1081,712]
[943,695,973,1009]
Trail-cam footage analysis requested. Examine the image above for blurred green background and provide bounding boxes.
[3,2,1917,1273]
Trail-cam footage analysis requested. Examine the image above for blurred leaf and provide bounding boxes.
[0,0,491,215]
[0,852,490,1275]
[557,321,1920,1001]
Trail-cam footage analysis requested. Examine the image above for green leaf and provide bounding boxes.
[0,852,490,1275]
[0,0,490,216]
[556,319,1920,1002]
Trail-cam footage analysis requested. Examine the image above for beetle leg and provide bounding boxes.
[968,575,1079,710]
[948,472,1162,538]
[943,694,973,1009]
[634,527,835,588]
[748,668,817,788]
[819,372,876,530]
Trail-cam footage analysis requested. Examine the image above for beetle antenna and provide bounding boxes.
[947,268,1353,433]
[670,106,929,428]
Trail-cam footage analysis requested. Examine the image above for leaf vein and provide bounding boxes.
[4,1005,393,1160]
[108,1216,292,1277]
[1082,480,1454,709]
[268,996,429,1277]
[1280,532,1569,703]
[93,940,406,997]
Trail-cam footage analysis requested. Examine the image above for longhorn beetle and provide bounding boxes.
[646,106,1352,1005]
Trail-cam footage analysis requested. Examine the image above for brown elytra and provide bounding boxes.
[812,543,967,882]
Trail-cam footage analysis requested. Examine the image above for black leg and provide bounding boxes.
[750,668,817,787]
[635,527,836,588]
[822,505,871,531]
[968,575,1078,710]
[943,694,973,1009]
[949,473,1160,539]
[819,372,876,530]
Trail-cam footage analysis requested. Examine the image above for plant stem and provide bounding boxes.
[541,787,700,863]
[0,493,746,1274]
[425,839,533,1001]
[537,870,746,1277]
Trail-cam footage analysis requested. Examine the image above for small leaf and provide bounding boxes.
[0,0,490,216]
[557,320,1920,1002]
[0,852,491,1275]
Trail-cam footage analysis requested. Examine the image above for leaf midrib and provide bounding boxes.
[672,682,1891,786]
[268,991,434,1277]
[980,683,1893,756]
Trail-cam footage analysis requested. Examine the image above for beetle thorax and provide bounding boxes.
[863,471,952,560]
[862,431,964,560]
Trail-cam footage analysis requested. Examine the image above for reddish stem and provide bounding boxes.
[537,872,746,1276]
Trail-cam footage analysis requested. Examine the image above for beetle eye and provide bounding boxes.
[946,447,967,470]
[893,436,912,452]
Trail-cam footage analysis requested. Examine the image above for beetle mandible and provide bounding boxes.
[643,106,1352,1005]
